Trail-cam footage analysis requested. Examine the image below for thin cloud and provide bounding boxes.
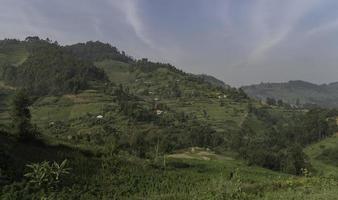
[2,0,338,86]
[248,0,318,63]
[307,19,338,36]
[106,0,184,66]
[107,0,155,48]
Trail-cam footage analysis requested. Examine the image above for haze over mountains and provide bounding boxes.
[242,80,338,108]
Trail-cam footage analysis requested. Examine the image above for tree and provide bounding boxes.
[172,82,181,97]
[131,131,148,158]
[3,43,108,96]
[11,90,35,140]
[296,98,300,107]
[282,144,308,175]
[266,97,276,106]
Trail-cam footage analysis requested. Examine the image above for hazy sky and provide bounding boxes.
[1,0,338,86]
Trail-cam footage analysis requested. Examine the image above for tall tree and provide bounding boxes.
[11,90,35,140]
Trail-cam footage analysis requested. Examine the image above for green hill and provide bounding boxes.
[0,39,29,66]
[64,41,133,63]
[305,133,338,178]
[0,38,108,96]
[0,37,337,199]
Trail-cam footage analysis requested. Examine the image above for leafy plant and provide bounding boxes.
[24,159,71,188]
[24,161,50,187]
[10,89,37,140]
[51,160,71,184]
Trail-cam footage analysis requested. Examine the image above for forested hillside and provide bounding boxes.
[0,38,108,96]
[0,37,337,199]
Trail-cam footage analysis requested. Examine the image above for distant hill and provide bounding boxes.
[242,80,338,108]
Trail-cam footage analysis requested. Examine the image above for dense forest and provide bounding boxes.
[0,38,107,96]
[0,37,337,199]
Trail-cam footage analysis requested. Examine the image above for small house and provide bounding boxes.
[156,110,163,115]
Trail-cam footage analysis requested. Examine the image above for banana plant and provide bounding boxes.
[51,159,71,183]
[24,161,51,186]
[24,159,71,188]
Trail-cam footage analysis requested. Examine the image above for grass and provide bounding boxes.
[95,59,135,84]
[31,90,114,125]
[107,153,337,199]
[0,43,28,66]
[305,134,338,178]
[1,56,337,199]
[95,59,253,133]
[167,147,234,161]
[1,130,337,199]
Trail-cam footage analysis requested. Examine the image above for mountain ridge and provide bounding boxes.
[242,80,338,108]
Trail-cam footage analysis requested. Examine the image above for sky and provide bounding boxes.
[1,0,338,86]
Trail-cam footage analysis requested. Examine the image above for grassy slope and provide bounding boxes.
[96,60,248,129]
[1,50,337,198]
[2,133,337,199]
[92,59,338,198]
[305,134,338,178]
[32,90,112,123]
[0,42,28,66]
[0,41,29,124]
[95,60,135,84]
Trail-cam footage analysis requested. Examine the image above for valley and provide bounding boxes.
[0,38,337,199]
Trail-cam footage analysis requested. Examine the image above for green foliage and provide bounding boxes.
[266,97,276,106]
[0,39,28,66]
[65,41,132,63]
[24,159,70,188]
[1,37,338,199]
[1,39,108,96]
[196,74,230,88]
[229,106,333,175]
[133,58,184,74]
[10,90,36,140]
[317,146,338,166]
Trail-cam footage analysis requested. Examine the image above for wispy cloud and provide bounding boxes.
[107,0,155,48]
[2,0,338,86]
[306,19,338,36]
[247,0,318,63]
[106,0,184,65]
